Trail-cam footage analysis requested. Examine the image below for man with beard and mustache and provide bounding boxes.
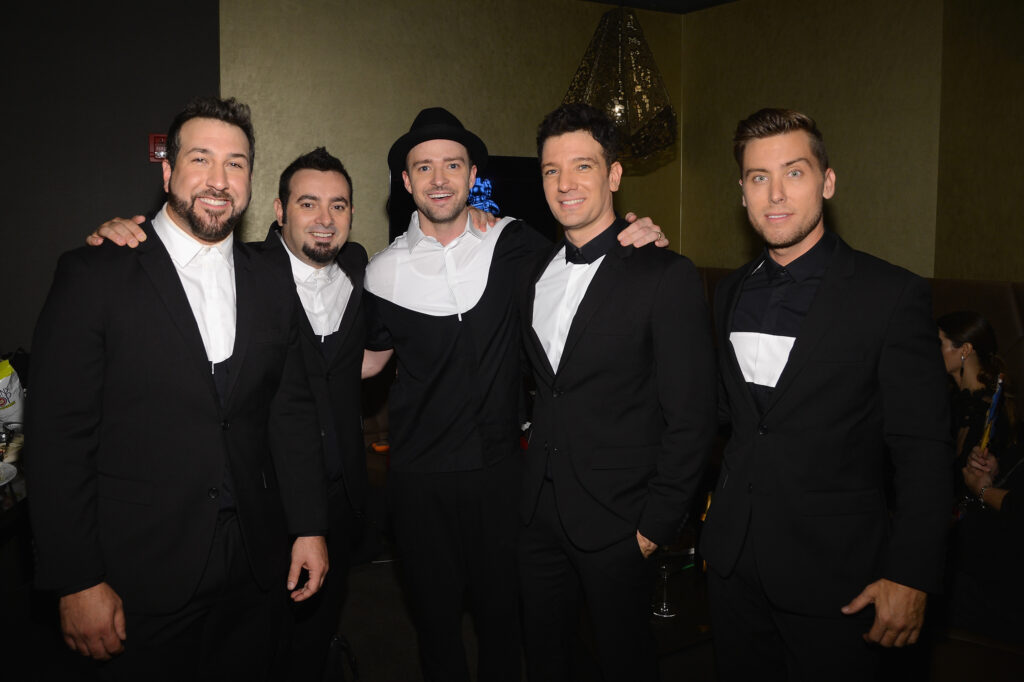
[699,108,952,680]
[362,107,667,682]
[27,96,329,679]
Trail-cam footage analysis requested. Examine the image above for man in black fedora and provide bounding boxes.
[362,107,666,682]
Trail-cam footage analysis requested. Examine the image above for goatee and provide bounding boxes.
[302,242,341,265]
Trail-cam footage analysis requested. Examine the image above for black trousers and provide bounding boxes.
[388,455,523,682]
[98,510,286,681]
[707,528,880,682]
[285,482,363,681]
[518,479,658,682]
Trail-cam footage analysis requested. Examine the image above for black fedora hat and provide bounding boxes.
[387,107,488,174]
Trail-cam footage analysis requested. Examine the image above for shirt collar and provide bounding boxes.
[563,217,623,265]
[405,211,482,251]
[152,203,234,267]
[275,229,340,284]
[760,230,836,282]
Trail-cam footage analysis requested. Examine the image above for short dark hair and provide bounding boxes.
[536,103,620,166]
[733,108,828,175]
[277,147,353,222]
[166,96,255,172]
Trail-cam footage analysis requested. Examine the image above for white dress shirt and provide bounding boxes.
[532,246,606,372]
[278,232,353,339]
[365,212,516,320]
[152,204,235,364]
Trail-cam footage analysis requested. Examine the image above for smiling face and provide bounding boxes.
[274,168,352,268]
[740,130,835,265]
[540,130,622,245]
[162,117,252,243]
[402,139,475,229]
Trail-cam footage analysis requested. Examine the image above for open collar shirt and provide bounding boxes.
[152,203,235,364]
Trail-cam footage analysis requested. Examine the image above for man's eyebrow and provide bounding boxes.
[183,147,249,163]
[743,158,810,178]
[542,155,599,167]
[409,155,468,167]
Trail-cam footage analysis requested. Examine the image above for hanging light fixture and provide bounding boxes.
[563,7,677,174]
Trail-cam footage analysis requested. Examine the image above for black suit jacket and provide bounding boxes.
[700,234,952,616]
[257,226,368,515]
[27,222,327,613]
[520,241,717,551]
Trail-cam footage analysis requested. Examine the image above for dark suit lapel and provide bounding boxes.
[721,259,764,420]
[224,242,253,406]
[526,244,561,380]
[763,237,855,414]
[265,226,361,367]
[325,247,365,366]
[136,223,216,387]
[556,245,628,375]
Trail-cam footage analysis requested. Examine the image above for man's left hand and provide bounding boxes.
[636,530,658,559]
[469,207,499,231]
[288,535,329,602]
[841,578,927,647]
[619,212,669,248]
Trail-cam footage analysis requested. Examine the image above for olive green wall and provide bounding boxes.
[934,0,1024,281]
[679,0,944,275]
[220,0,682,256]
[220,0,1018,280]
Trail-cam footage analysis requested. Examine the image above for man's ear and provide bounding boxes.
[739,179,746,208]
[274,198,284,225]
[162,159,172,193]
[822,168,836,199]
[608,161,623,192]
[402,170,412,195]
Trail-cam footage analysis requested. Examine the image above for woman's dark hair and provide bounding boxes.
[938,310,1017,438]
[938,311,1002,388]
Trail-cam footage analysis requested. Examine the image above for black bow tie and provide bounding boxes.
[565,244,591,265]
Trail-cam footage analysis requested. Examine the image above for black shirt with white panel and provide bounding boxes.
[364,214,549,473]
[730,230,835,415]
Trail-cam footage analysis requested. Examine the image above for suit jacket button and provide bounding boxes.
[221,420,230,430]
[757,424,767,435]
[552,390,561,398]
[748,483,753,493]
[208,487,219,499]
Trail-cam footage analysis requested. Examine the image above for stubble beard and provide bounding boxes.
[415,186,468,226]
[753,205,824,251]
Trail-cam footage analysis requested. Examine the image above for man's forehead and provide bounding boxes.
[289,168,350,198]
[407,138,470,163]
[742,131,816,168]
[177,117,250,162]
[541,130,602,161]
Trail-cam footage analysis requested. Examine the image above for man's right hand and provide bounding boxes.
[86,215,147,248]
[59,582,127,660]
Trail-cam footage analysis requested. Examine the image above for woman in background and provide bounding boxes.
[936,311,1018,502]
[946,443,1024,641]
